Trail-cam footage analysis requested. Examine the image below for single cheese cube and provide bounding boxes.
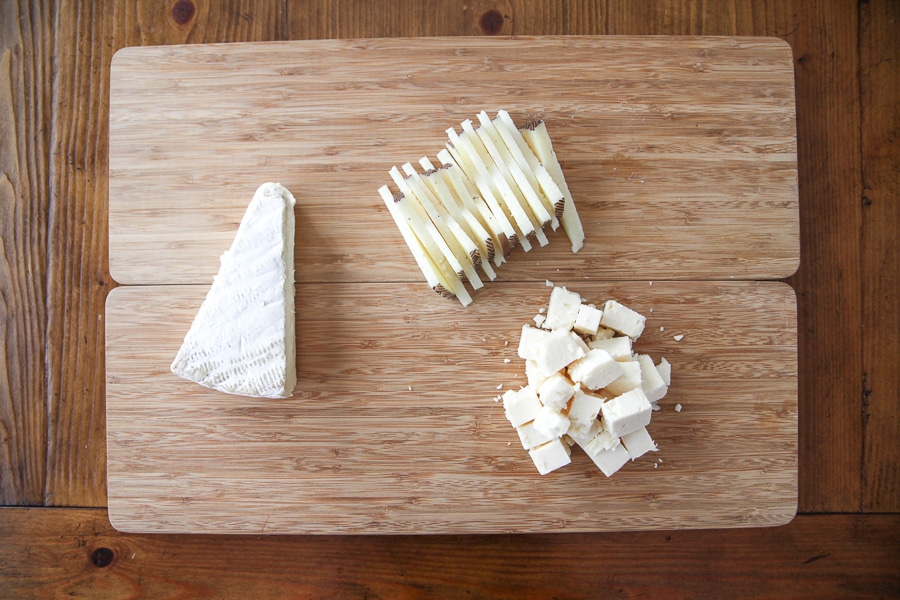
[543,286,582,331]
[528,438,572,475]
[585,443,631,477]
[567,418,602,446]
[584,428,621,454]
[502,386,542,427]
[656,357,672,386]
[532,404,571,438]
[601,388,653,437]
[600,300,647,339]
[524,359,550,390]
[636,354,668,402]
[567,388,606,435]
[538,372,576,409]
[592,326,616,340]
[588,336,633,361]
[518,325,550,361]
[568,349,623,391]
[605,361,643,395]
[573,304,603,336]
[621,426,658,460]
[534,328,586,376]
[516,421,554,450]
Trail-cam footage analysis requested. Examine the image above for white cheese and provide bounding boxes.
[600,299,647,339]
[588,336,633,361]
[170,182,297,399]
[567,418,602,446]
[584,443,631,477]
[517,324,549,361]
[604,360,643,396]
[636,354,668,403]
[621,426,658,460]
[533,328,585,376]
[516,421,554,450]
[528,438,572,475]
[583,428,621,454]
[502,386,542,427]
[601,388,653,438]
[537,372,576,409]
[532,404,571,439]
[524,359,550,389]
[543,286,582,330]
[573,303,603,336]
[592,326,616,340]
[566,388,606,436]
[656,357,672,386]
[567,348,624,391]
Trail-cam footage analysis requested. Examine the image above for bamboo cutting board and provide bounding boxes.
[106,37,799,534]
[108,36,798,285]
[107,281,797,534]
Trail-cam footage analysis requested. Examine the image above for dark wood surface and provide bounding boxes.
[1,0,897,596]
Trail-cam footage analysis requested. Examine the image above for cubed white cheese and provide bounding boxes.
[588,336,633,361]
[532,404,571,438]
[543,286,582,330]
[601,388,653,437]
[524,359,550,389]
[636,354,668,403]
[537,372,576,409]
[528,438,572,475]
[567,388,606,435]
[502,386,542,427]
[604,360,643,396]
[584,428,621,454]
[592,326,616,340]
[621,426,658,460]
[585,443,631,477]
[656,357,672,386]
[573,304,603,336]
[567,349,624,391]
[600,299,647,339]
[567,418,602,446]
[517,325,550,361]
[534,328,586,376]
[516,421,554,450]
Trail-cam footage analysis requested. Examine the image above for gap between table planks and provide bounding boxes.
[105,281,797,534]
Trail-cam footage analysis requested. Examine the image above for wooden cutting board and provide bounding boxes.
[106,36,799,534]
[108,36,798,285]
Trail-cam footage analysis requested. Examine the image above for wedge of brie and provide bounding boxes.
[170,182,297,398]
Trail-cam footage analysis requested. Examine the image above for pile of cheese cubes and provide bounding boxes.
[502,286,671,476]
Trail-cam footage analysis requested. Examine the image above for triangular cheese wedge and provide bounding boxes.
[171,182,297,398]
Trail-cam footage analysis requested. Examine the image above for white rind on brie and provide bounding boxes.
[170,182,297,399]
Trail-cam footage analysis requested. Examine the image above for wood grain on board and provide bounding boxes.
[107,36,798,286]
[106,281,796,534]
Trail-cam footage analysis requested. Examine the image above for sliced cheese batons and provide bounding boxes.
[380,111,584,305]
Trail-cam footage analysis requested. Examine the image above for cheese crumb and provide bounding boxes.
[673,334,684,341]
[675,403,682,412]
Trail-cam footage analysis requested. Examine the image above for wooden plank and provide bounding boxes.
[786,0,864,513]
[107,36,799,286]
[288,0,606,38]
[859,0,900,513]
[105,281,797,534]
[0,0,53,505]
[43,0,288,507]
[1,509,898,598]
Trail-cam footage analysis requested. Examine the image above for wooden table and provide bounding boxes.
[1,0,897,596]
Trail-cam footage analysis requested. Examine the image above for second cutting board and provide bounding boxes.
[108,36,798,286]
